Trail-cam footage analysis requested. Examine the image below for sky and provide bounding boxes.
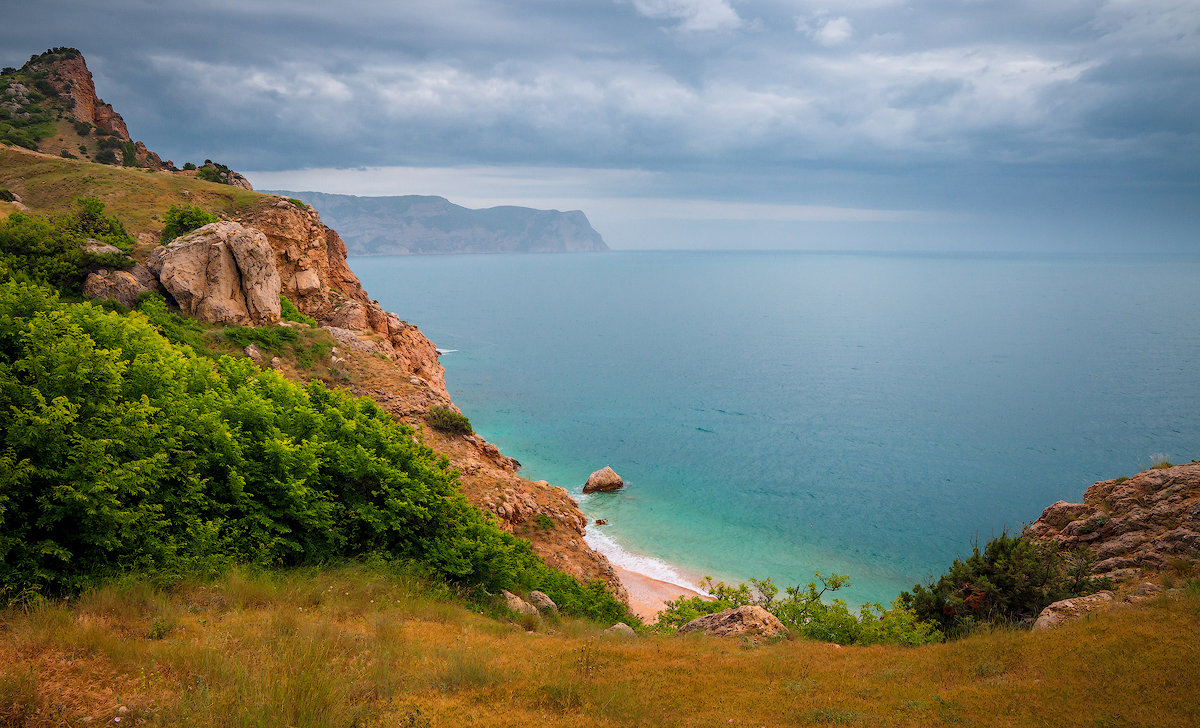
[3,0,1198,251]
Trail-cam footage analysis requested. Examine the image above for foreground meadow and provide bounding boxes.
[1,565,1196,728]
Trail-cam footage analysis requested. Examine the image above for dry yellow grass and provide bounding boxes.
[0,145,266,234]
[1,565,1196,728]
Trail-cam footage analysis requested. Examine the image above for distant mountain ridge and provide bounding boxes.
[265,190,608,255]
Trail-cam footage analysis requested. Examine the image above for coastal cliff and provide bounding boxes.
[1026,462,1200,582]
[267,190,609,255]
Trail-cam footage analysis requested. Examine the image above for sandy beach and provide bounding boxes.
[614,564,710,623]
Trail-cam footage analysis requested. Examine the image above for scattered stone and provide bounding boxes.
[82,239,124,256]
[1031,591,1115,630]
[583,466,624,494]
[268,357,281,369]
[244,344,265,365]
[678,605,787,641]
[528,590,558,614]
[502,590,539,618]
[1124,582,1165,604]
[602,622,636,638]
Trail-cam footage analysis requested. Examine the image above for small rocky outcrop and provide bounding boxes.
[1025,463,1200,577]
[602,622,636,638]
[528,591,558,615]
[583,466,624,494]
[83,262,161,309]
[145,221,281,325]
[502,590,539,618]
[678,606,787,641]
[1031,591,1115,630]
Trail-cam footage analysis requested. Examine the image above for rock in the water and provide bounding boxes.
[583,466,624,494]
[678,606,787,641]
[145,221,282,325]
[528,590,558,614]
[1032,591,1115,630]
[502,590,539,618]
[602,622,636,638]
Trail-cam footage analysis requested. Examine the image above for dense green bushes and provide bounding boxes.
[427,405,473,435]
[657,573,941,646]
[0,198,132,294]
[160,204,219,244]
[898,532,1109,634]
[0,270,630,623]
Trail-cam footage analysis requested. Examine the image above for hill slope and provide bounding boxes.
[267,190,609,255]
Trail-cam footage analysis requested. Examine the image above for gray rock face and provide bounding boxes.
[1032,591,1115,630]
[146,222,281,325]
[583,466,624,494]
[678,605,787,641]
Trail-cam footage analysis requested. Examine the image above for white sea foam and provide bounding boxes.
[583,528,707,595]
[435,348,458,355]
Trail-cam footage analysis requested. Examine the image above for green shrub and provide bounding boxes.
[72,120,92,136]
[898,532,1110,635]
[0,189,14,202]
[287,198,307,209]
[280,296,317,325]
[0,201,132,294]
[182,162,197,171]
[121,140,138,167]
[655,573,940,646]
[223,324,299,354]
[427,406,473,435]
[160,204,218,244]
[535,514,555,530]
[95,148,118,165]
[196,166,222,183]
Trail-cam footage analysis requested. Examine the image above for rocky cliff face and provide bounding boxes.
[1026,463,1200,582]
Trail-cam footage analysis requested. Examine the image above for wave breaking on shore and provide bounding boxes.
[583,528,708,596]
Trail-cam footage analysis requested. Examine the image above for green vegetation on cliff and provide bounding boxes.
[0,209,631,625]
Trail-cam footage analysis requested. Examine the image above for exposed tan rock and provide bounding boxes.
[1025,463,1200,575]
[528,590,558,614]
[83,269,147,308]
[678,605,787,641]
[1031,591,1115,630]
[145,221,281,325]
[602,622,636,638]
[583,466,624,494]
[502,590,539,618]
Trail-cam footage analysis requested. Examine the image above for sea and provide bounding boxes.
[349,250,1200,606]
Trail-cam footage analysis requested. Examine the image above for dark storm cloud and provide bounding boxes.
[2,0,1197,249]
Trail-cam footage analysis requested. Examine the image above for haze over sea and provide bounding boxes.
[352,251,1200,606]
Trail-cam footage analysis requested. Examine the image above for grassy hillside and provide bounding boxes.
[1,564,1197,728]
[0,147,262,237]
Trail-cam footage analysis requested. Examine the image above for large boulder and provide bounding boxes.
[83,262,160,308]
[602,622,636,638]
[583,466,624,494]
[1031,591,1115,630]
[678,606,787,641]
[145,222,281,325]
[527,590,558,615]
[502,590,539,618]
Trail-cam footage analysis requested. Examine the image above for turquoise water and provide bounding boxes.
[351,251,1200,605]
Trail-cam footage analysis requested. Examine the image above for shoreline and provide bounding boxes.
[583,527,711,622]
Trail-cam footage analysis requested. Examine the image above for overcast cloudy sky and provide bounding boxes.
[4,0,1198,250]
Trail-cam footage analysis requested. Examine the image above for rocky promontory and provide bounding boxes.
[1026,462,1200,581]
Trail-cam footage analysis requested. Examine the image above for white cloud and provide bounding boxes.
[797,15,855,46]
[626,0,742,32]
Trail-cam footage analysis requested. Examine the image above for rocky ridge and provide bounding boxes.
[1025,462,1200,582]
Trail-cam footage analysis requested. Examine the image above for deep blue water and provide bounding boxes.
[351,251,1200,605]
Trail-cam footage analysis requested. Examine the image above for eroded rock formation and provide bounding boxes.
[1025,463,1200,579]
[145,221,281,325]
